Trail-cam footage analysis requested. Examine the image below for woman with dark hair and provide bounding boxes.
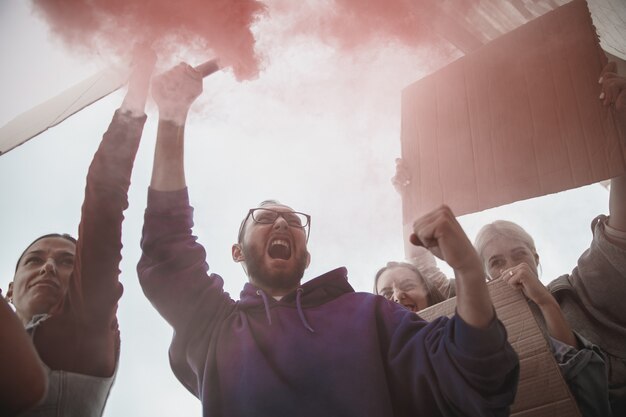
[3,49,155,417]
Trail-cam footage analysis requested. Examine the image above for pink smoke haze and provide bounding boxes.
[307,0,561,55]
[320,0,438,48]
[31,0,266,80]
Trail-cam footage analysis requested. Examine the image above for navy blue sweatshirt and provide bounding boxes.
[138,188,519,417]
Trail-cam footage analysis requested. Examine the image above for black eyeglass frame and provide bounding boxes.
[238,208,311,243]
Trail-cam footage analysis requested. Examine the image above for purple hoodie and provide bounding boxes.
[138,188,519,417]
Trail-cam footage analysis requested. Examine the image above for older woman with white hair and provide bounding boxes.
[475,217,615,417]
[475,62,626,416]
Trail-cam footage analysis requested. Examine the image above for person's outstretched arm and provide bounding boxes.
[138,63,234,397]
[149,63,203,191]
[64,48,156,377]
[411,205,493,328]
[120,48,156,117]
[599,61,626,240]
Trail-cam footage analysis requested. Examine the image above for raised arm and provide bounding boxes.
[75,47,156,316]
[139,62,229,329]
[61,49,156,377]
[600,61,626,238]
[137,64,235,395]
[149,63,203,191]
[120,47,156,117]
[410,206,493,328]
[608,173,626,237]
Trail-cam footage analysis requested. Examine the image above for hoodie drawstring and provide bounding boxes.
[256,289,273,325]
[296,288,315,333]
[255,288,314,332]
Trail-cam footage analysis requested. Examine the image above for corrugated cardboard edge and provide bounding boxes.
[399,0,624,230]
[418,279,581,417]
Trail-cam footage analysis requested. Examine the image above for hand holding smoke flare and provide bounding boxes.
[126,50,219,119]
[194,59,220,78]
[151,58,220,125]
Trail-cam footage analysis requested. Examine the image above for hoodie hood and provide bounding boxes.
[238,267,352,311]
[236,267,353,332]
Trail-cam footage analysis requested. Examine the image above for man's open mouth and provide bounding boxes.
[268,239,291,260]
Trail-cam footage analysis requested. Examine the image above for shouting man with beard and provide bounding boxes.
[138,63,519,417]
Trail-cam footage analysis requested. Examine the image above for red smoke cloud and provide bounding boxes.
[30,1,559,82]
[319,0,440,49]
[31,0,266,80]
[309,0,555,55]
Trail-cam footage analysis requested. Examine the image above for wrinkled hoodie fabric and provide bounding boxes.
[138,188,519,417]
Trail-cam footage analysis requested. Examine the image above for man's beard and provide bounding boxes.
[242,244,308,292]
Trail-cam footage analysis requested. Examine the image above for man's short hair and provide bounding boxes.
[237,200,282,243]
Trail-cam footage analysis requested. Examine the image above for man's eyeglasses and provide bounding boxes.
[239,208,311,241]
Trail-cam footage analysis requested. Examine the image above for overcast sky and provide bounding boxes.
[0,1,614,415]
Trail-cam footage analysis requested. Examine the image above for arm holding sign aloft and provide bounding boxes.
[599,62,626,241]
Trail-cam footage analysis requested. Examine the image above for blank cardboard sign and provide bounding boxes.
[400,0,624,225]
[418,279,581,417]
